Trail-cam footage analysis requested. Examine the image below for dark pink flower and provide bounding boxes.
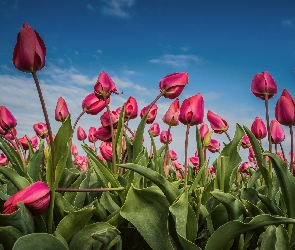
[241,134,251,149]
[208,138,220,153]
[162,98,180,126]
[100,110,119,128]
[169,150,178,161]
[251,117,267,140]
[33,122,48,139]
[251,71,277,100]
[4,128,17,140]
[199,123,209,140]
[179,94,204,126]
[159,72,188,99]
[88,127,98,143]
[0,106,17,132]
[207,110,228,134]
[18,136,30,150]
[160,130,172,144]
[270,120,285,144]
[124,96,138,120]
[55,97,69,122]
[148,122,160,137]
[94,126,112,142]
[82,93,109,115]
[275,89,295,126]
[140,104,158,124]
[0,152,8,166]
[99,142,113,162]
[77,126,87,141]
[94,71,119,99]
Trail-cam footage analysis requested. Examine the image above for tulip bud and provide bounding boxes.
[208,166,216,175]
[18,135,30,150]
[94,126,112,142]
[88,127,98,143]
[82,93,108,115]
[2,181,50,216]
[33,122,48,139]
[208,138,220,153]
[4,128,17,140]
[100,110,119,128]
[71,144,78,155]
[124,96,138,120]
[99,142,113,162]
[30,135,38,148]
[149,122,160,137]
[160,130,172,144]
[77,126,87,141]
[13,23,46,73]
[162,98,180,126]
[241,134,251,149]
[275,89,295,126]
[159,72,188,99]
[179,94,204,126]
[140,104,158,124]
[239,162,252,174]
[172,160,183,171]
[0,106,17,132]
[94,71,119,99]
[199,123,209,140]
[189,156,199,167]
[251,71,277,100]
[207,110,228,134]
[169,149,178,161]
[270,120,285,144]
[0,152,8,166]
[251,117,267,140]
[55,97,69,122]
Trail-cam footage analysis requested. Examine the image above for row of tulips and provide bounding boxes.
[0,22,295,250]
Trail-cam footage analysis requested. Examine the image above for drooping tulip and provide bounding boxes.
[82,93,109,115]
[94,71,119,99]
[2,181,50,216]
[159,72,188,99]
[33,122,48,139]
[251,71,277,100]
[140,104,158,124]
[99,142,113,162]
[275,89,295,126]
[251,117,267,140]
[0,152,8,166]
[207,110,228,134]
[179,94,204,126]
[55,97,69,122]
[12,23,46,73]
[94,126,112,142]
[88,127,98,143]
[148,122,160,137]
[0,106,17,132]
[160,130,172,144]
[162,98,180,126]
[77,126,87,141]
[270,120,285,144]
[124,96,138,120]
[208,138,220,153]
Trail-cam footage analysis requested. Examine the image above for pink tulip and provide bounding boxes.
[0,106,17,132]
[239,162,252,174]
[2,181,50,216]
[179,93,204,126]
[199,123,209,140]
[270,120,285,144]
[4,128,17,140]
[169,150,178,161]
[71,144,78,155]
[94,126,112,142]
[74,155,88,171]
[55,97,69,122]
[46,133,55,145]
[33,122,48,139]
[172,160,183,171]
[0,152,8,166]
[160,130,172,144]
[12,23,46,73]
[241,134,251,149]
[77,126,87,141]
[208,138,220,153]
[207,110,228,134]
[248,147,255,162]
[94,71,119,99]
[189,156,199,167]
[162,98,180,126]
[275,89,295,126]
[148,122,160,137]
[18,136,30,150]
[99,142,113,162]
[251,117,267,140]
[140,104,158,124]
[251,71,277,100]
[30,135,38,148]
[82,93,109,115]
[100,110,119,128]
[159,72,188,99]
[208,166,216,175]
[88,127,98,143]
[124,96,138,120]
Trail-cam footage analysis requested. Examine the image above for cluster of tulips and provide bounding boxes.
[1,21,295,249]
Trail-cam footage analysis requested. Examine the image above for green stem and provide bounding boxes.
[220,156,225,192]
[184,124,190,188]
[290,126,294,174]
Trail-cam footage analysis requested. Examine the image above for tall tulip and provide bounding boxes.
[148,122,160,137]
[82,93,108,115]
[77,126,87,141]
[55,97,69,122]
[140,104,158,124]
[124,96,138,120]
[94,71,118,99]
[251,117,267,140]
[179,94,204,126]
[275,89,295,126]
[160,130,172,144]
[33,122,48,139]
[251,71,277,100]
[270,120,285,144]
[0,106,17,132]
[162,98,180,126]
[12,23,46,73]
[159,72,188,99]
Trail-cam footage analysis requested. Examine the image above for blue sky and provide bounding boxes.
[0,0,295,163]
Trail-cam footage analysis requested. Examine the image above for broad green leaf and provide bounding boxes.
[12,233,67,250]
[259,225,290,249]
[0,226,22,250]
[0,167,30,190]
[205,214,295,250]
[91,227,122,249]
[100,192,120,214]
[120,185,173,250]
[257,193,283,216]
[58,168,80,189]
[26,140,44,182]
[56,207,95,243]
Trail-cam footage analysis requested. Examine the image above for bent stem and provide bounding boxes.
[72,110,86,131]
[184,124,190,188]
[32,72,55,234]
[225,131,231,141]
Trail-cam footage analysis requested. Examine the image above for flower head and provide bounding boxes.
[207,110,228,134]
[159,72,188,99]
[82,93,108,115]
[94,71,119,99]
[251,71,277,100]
[275,89,295,126]
[251,117,267,140]
[55,97,69,122]
[179,94,204,126]
[162,98,180,126]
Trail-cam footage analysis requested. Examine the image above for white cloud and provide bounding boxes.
[180,46,190,52]
[86,4,95,11]
[101,0,135,18]
[96,50,102,54]
[149,54,202,67]
[282,19,294,28]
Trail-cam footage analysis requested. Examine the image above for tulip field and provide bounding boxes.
[1,23,295,250]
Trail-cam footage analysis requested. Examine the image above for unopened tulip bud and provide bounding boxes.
[160,130,172,144]
[251,71,277,100]
[251,117,267,140]
[169,149,178,161]
[149,122,160,137]
[199,123,209,140]
[140,104,158,124]
[162,98,180,126]
[207,110,228,134]
[82,93,108,115]
[159,72,188,99]
[33,122,48,139]
[0,106,17,132]
[208,138,220,153]
[94,71,119,99]
[179,94,204,126]
[275,89,295,126]
[88,127,98,143]
[270,120,285,144]
[241,134,251,149]
[124,96,138,120]
[77,126,87,141]
[55,97,69,122]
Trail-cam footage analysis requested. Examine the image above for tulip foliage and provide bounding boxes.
[1,23,295,250]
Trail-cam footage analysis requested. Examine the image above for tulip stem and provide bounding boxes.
[163,126,171,176]
[290,126,294,174]
[72,110,86,131]
[264,96,272,153]
[56,187,125,192]
[225,131,231,141]
[279,142,286,162]
[184,124,190,188]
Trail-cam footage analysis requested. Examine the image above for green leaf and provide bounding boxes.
[12,233,68,250]
[56,207,95,243]
[0,167,30,190]
[120,185,173,250]
[0,226,22,250]
[205,214,295,250]
[27,140,44,182]
[100,192,120,214]
[259,225,290,249]
[114,106,125,163]
[91,227,122,249]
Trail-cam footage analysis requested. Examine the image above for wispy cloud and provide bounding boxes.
[180,46,190,52]
[86,4,95,11]
[282,18,295,28]
[149,54,202,67]
[100,0,136,18]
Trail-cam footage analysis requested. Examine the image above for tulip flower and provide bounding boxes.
[162,98,180,126]
[71,144,78,155]
[33,122,48,139]
[160,130,172,144]
[149,122,160,137]
[275,89,295,126]
[172,160,183,171]
[251,71,277,100]
[251,117,267,140]
[46,133,55,145]
[159,72,188,99]
[94,71,119,99]
[208,166,216,175]
[77,126,87,141]
[248,147,255,162]
[207,110,228,134]
[241,134,251,149]
[55,97,69,122]
[99,142,113,162]
[0,152,8,166]
[0,106,17,132]
[124,96,138,120]
[169,149,178,161]
[208,138,220,153]
[100,110,119,128]
[88,127,98,143]
[179,94,204,126]
[74,155,88,171]
[94,126,112,142]
[140,104,158,124]
[199,123,209,140]
[82,93,109,115]
[12,23,46,73]
[270,120,285,144]
[18,136,30,150]
[189,156,199,168]
[30,135,38,148]
[239,162,252,174]
[2,181,50,216]
[4,128,17,140]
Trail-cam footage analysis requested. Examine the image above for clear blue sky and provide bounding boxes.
[0,0,294,163]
